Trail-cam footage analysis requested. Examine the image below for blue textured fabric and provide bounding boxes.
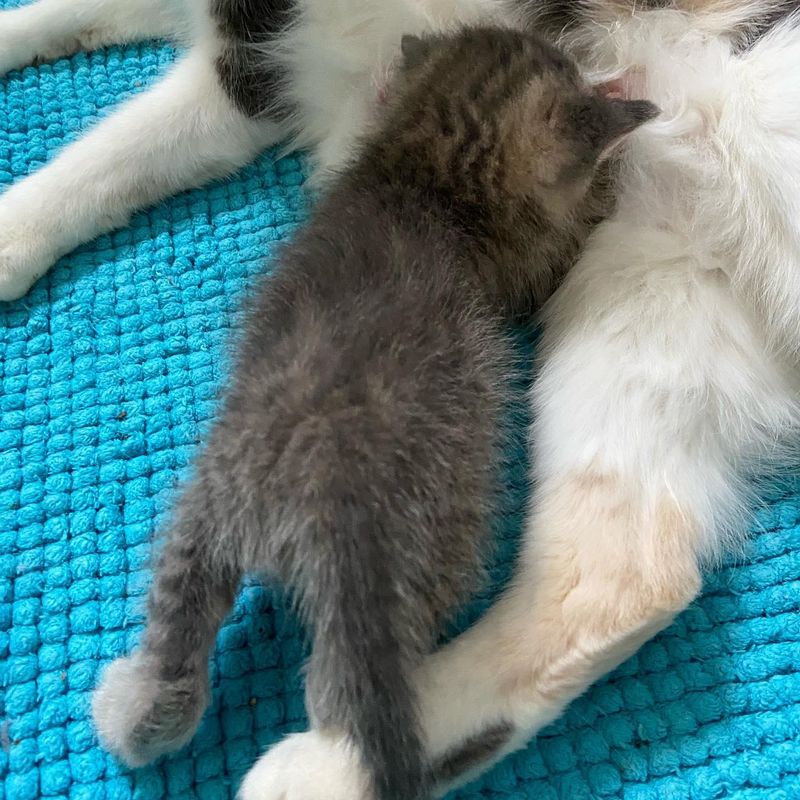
[2,22,800,800]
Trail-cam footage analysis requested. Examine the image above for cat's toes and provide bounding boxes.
[92,653,210,767]
[0,207,60,301]
[238,731,371,800]
[0,186,73,300]
[0,31,34,75]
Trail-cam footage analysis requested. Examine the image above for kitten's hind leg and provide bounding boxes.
[239,473,703,799]
[0,0,185,74]
[93,481,242,767]
[0,46,282,300]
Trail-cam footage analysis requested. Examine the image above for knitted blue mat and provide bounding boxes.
[2,22,800,800]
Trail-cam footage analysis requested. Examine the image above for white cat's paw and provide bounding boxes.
[0,240,55,301]
[238,731,371,800]
[0,196,62,300]
[0,30,34,75]
[0,11,77,75]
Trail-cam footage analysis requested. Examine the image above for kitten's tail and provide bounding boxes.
[295,500,428,800]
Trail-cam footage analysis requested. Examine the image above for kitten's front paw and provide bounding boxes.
[238,731,371,800]
[92,653,209,767]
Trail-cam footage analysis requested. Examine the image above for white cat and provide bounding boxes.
[7,0,800,797]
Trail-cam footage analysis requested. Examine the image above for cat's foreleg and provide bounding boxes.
[414,471,704,794]
[0,46,282,300]
[0,0,186,74]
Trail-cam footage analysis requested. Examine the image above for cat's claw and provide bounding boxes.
[92,653,209,767]
[238,731,371,800]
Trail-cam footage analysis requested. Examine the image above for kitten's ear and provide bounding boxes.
[401,34,431,69]
[601,99,660,148]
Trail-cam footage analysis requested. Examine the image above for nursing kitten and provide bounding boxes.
[240,2,800,798]
[91,25,657,800]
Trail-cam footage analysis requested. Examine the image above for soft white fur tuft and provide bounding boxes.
[723,19,800,354]
[92,654,206,767]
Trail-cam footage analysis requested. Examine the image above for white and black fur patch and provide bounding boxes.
[212,0,297,117]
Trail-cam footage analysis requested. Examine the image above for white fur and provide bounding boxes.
[0,0,184,73]
[237,731,369,800]
[271,0,520,173]
[240,4,800,797]
[538,3,800,552]
[91,657,151,765]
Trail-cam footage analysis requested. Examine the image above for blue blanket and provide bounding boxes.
[2,28,800,800]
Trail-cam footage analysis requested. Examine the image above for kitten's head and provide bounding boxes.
[391,27,658,217]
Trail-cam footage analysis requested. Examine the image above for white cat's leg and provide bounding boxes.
[0,0,186,74]
[0,46,283,299]
[416,472,704,794]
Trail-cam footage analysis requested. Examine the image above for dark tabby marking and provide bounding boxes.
[99,26,656,800]
[432,723,515,786]
[212,0,295,117]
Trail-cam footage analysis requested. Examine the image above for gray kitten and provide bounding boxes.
[93,26,657,800]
